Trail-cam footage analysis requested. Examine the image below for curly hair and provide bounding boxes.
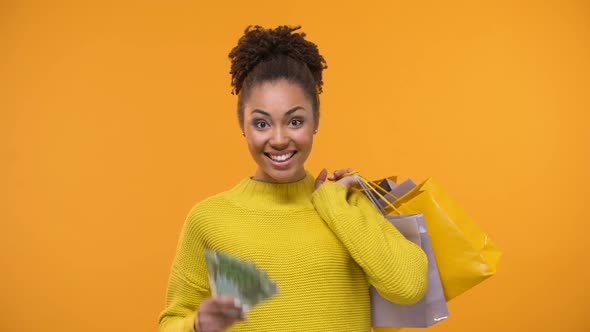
[228,25,328,127]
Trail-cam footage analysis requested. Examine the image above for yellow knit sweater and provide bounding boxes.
[159,172,428,332]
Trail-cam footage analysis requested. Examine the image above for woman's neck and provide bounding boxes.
[228,171,316,210]
[252,168,308,184]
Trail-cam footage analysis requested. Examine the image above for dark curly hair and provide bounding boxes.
[228,25,327,128]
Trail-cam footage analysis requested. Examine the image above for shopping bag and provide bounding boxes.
[367,178,417,210]
[372,214,449,327]
[353,177,449,328]
[357,174,501,301]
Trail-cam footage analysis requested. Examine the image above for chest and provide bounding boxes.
[201,208,353,275]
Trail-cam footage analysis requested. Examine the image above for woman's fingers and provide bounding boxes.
[336,176,357,191]
[214,296,241,309]
[317,168,356,192]
[328,168,354,181]
[197,296,245,332]
[215,296,246,319]
[315,168,328,190]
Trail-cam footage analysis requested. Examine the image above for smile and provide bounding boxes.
[265,151,297,162]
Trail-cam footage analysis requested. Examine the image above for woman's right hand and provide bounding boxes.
[195,296,246,332]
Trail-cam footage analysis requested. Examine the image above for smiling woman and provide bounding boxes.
[244,80,316,184]
[158,25,428,332]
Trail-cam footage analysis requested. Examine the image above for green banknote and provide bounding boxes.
[204,250,278,309]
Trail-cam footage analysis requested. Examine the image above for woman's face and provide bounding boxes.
[242,79,317,183]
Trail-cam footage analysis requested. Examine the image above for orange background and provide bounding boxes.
[1,1,589,331]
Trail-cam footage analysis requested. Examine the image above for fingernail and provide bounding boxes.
[240,305,249,320]
[234,298,241,308]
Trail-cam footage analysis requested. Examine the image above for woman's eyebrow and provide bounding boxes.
[285,106,305,116]
[251,109,270,116]
[251,106,306,117]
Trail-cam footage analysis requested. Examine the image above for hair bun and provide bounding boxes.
[229,25,327,95]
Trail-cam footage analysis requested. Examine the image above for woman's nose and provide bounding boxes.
[269,128,289,149]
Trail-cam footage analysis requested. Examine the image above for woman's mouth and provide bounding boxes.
[265,151,297,165]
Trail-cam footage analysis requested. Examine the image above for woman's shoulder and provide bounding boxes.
[187,189,235,217]
[178,192,235,235]
[186,175,254,215]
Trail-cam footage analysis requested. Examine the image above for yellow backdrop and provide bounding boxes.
[1,1,588,331]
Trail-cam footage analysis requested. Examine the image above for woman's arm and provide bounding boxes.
[311,181,428,304]
[159,206,245,332]
[159,209,210,332]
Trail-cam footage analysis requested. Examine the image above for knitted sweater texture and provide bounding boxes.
[159,172,428,331]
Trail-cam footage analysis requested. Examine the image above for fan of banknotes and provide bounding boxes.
[205,250,279,310]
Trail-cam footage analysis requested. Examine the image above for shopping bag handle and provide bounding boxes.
[352,176,388,215]
[342,171,402,215]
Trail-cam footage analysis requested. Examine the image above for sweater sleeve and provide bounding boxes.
[311,182,428,304]
[159,207,210,332]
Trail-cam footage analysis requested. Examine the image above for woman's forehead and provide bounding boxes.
[244,80,312,113]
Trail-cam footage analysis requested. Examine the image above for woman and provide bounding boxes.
[159,25,428,332]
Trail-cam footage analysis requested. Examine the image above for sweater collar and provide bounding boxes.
[228,171,316,210]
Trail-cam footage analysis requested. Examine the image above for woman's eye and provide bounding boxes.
[255,121,269,129]
[289,119,303,127]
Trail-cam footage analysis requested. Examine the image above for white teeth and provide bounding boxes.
[268,153,294,162]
